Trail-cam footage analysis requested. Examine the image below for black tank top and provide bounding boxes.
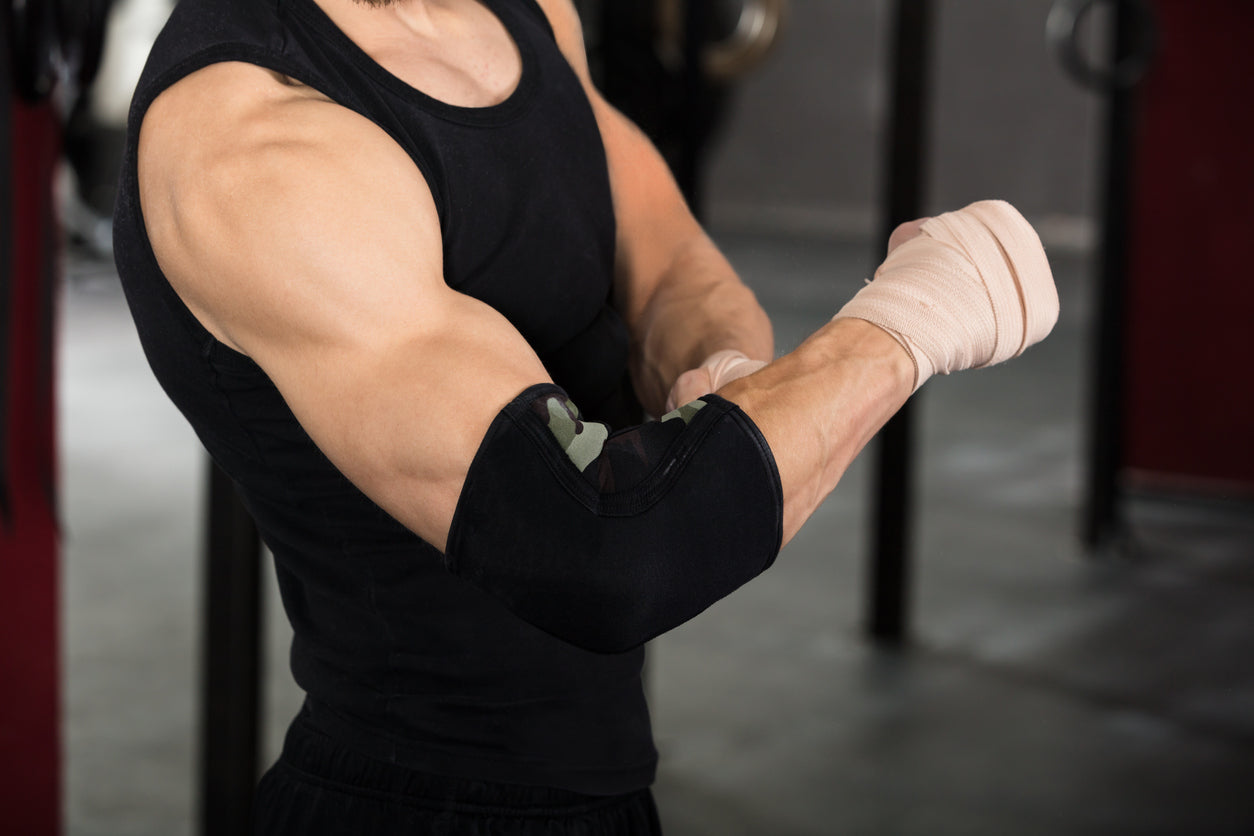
[113,0,654,795]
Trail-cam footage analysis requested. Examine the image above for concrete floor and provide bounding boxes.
[59,231,1254,835]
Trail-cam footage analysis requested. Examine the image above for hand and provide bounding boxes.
[833,200,1058,392]
[664,349,769,413]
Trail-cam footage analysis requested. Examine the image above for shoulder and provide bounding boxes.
[530,0,593,82]
[138,60,442,353]
[140,61,416,214]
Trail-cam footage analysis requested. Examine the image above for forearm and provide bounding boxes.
[628,235,774,415]
[719,317,914,546]
[450,197,1055,649]
[718,199,1058,545]
[446,318,908,651]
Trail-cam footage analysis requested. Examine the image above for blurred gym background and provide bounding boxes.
[3,1,1252,834]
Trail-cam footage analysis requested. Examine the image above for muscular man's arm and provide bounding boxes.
[534,0,774,416]
[138,34,1051,651]
[140,55,909,550]
[140,62,554,552]
[529,0,915,539]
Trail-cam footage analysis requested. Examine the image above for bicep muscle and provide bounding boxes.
[139,63,550,550]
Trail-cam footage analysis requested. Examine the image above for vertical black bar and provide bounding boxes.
[200,460,263,836]
[1082,2,1138,550]
[679,0,709,215]
[0,14,13,528]
[866,0,932,644]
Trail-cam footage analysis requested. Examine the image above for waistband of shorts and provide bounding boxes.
[278,703,649,815]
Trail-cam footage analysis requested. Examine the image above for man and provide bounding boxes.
[113,0,1057,832]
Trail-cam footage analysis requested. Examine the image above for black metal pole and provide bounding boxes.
[0,15,13,528]
[866,0,932,645]
[680,0,710,216]
[1082,3,1140,551]
[199,461,263,836]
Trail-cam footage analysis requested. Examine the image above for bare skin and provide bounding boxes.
[137,0,914,553]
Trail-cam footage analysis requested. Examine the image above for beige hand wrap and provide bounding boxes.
[664,349,768,413]
[834,200,1059,392]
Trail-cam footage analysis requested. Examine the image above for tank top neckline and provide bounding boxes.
[286,0,542,126]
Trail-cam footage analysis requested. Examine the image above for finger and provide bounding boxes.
[665,367,716,414]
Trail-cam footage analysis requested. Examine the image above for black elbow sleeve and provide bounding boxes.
[445,384,783,653]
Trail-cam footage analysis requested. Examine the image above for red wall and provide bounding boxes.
[1124,0,1254,494]
[0,98,62,835]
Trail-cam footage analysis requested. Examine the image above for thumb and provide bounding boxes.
[665,366,717,413]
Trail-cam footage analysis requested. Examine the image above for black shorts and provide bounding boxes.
[254,712,663,835]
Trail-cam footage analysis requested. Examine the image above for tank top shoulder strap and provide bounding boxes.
[129,0,329,128]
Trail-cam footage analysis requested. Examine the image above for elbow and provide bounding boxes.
[444,384,783,654]
[451,509,779,655]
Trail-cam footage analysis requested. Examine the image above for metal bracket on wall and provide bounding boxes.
[655,0,788,82]
[1047,0,1158,92]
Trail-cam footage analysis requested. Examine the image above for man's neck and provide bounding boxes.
[310,0,522,109]
[314,0,441,40]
